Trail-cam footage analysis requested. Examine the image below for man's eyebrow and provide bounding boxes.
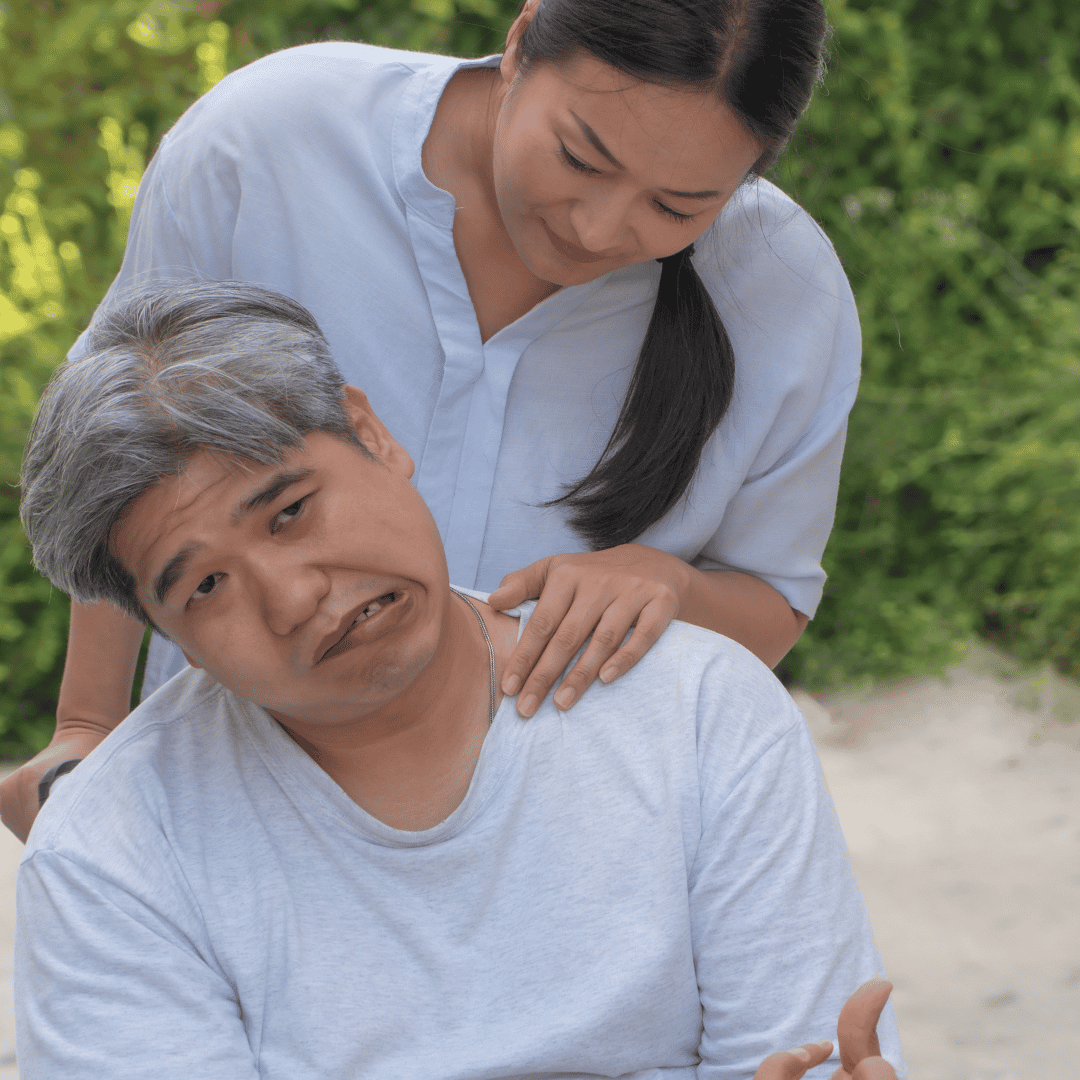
[232,468,314,524]
[153,545,200,606]
[568,111,722,200]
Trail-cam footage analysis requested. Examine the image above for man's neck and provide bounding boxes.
[276,593,519,830]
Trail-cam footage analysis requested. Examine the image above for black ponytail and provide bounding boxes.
[517,0,829,549]
[550,244,734,548]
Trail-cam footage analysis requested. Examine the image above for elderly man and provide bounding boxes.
[16,283,905,1080]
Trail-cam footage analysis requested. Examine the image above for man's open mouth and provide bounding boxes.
[320,591,401,663]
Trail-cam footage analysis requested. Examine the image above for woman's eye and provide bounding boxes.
[560,144,598,174]
[272,498,305,531]
[655,200,694,223]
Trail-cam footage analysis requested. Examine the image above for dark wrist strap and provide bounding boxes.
[37,758,82,808]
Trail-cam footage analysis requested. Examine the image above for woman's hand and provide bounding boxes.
[0,728,107,842]
[0,599,143,842]
[487,543,808,718]
[752,979,898,1080]
[487,544,690,718]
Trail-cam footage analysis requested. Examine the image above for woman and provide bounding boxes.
[6,0,855,839]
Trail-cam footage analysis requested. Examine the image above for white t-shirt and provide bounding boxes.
[17,601,906,1080]
[69,43,862,695]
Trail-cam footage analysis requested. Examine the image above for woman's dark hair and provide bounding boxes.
[518,0,829,548]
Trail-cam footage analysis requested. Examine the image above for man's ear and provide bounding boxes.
[342,386,415,480]
[500,0,540,86]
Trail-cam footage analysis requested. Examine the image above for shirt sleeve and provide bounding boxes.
[691,375,859,618]
[15,848,259,1080]
[690,183,863,619]
[688,663,908,1079]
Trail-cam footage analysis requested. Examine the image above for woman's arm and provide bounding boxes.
[0,599,143,841]
[683,566,809,669]
[488,544,808,718]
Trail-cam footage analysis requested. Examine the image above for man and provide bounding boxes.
[16,283,905,1079]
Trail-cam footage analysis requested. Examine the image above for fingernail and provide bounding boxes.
[519,694,537,718]
[786,1047,810,1060]
[816,1039,833,1049]
[553,686,575,710]
[598,665,617,683]
[503,674,522,696]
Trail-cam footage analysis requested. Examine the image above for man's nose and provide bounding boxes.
[250,552,328,637]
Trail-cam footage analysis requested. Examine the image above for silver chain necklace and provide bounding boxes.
[450,588,497,725]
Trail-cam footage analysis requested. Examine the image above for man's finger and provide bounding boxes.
[753,1040,833,1079]
[851,1057,900,1080]
[837,979,892,1075]
[488,559,551,612]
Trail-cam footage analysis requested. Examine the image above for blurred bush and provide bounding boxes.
[0,0,1076,752]
[776,0,1080,688]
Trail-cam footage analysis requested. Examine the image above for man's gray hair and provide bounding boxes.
[20,281,362,622]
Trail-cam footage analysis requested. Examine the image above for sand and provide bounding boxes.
[1,643,1077,1078]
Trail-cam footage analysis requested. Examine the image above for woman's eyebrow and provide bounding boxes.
[231,468,314,524]
[569,111,625,169]
[568,111,721,200]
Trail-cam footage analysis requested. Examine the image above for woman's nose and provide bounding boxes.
[569,191,634,254]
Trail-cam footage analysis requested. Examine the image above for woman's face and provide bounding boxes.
[491,48,763,287]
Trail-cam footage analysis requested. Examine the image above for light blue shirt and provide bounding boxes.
[71,43,862,693]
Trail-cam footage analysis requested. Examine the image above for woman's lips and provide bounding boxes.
[540,218,608,264]
[319,590,410,664]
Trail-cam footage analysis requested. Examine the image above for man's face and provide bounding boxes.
[111,388,451,725]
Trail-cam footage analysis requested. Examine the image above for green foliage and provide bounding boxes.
[777,0,1080,688]
[0,0,1077,753]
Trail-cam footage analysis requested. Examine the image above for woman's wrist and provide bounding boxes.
[37,758,83,808]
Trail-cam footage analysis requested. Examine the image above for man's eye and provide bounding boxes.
[192,573,221,600]
[273,498,305,530]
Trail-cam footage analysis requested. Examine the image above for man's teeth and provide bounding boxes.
[353,593,394,626]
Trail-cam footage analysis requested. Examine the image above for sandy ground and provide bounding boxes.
[0,644,1076,1078]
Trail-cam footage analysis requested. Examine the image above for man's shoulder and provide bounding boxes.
[563,612,806,774]
[24,669,245,862]
[635,618,802,736]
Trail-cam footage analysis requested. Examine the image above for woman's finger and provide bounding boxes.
[753,1041,833,1080]
[837,979,892,1076]
[595,594,676,684]
[488,558,551,611]
[509,589,615,716]
[552,596,675,710]
[500,581,591,711]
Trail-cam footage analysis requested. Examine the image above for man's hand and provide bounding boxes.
[829,978,896,1080]
[0,727,105,842]
[752,979,899,1080]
